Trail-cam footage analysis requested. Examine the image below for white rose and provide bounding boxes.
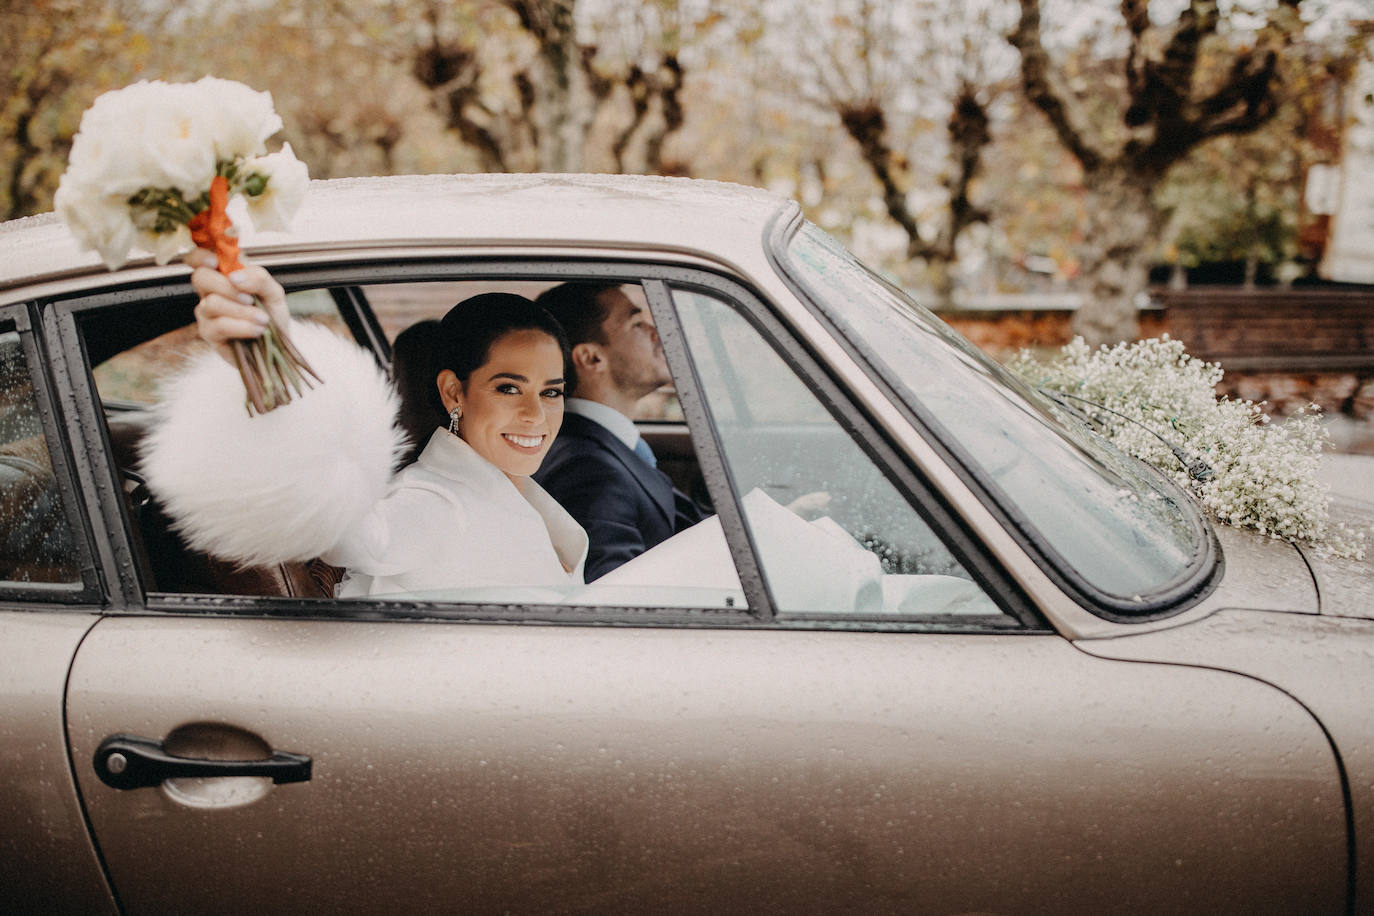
[135,83,219,196]
[57,77,297,270]
[193,77,284,161]
[54,175,137,269]
[242,143,309,232]
[66,84,164,196]
[137,225,193,265]
[68,81,217,197]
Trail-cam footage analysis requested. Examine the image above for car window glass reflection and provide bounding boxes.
[0,331,81,586]
[670,288,1006,620]
[784,222,1205,606]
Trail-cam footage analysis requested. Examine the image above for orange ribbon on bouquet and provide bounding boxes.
[188,175,245,274]
[188,174,320,415]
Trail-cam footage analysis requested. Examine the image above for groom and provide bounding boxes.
[534,282,705,581]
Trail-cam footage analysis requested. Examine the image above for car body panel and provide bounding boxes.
[1300,545,1374,620]
[67,616,1345,914]
[1077,608,1374,912]
[0,612,116,914]
[1190,523,1319,616]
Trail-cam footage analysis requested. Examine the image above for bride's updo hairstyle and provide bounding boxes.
[390,318,441,467]
[393,294,571,451]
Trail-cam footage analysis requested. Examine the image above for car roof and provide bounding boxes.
[0,173,795,291]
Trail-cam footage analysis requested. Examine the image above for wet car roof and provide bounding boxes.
[0,174,794,291]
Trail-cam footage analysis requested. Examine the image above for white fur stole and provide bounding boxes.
[139,322,408,566]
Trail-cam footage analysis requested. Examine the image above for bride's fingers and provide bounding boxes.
[195,293,270,345]
[190,265,249,303]
[183,247,217,271]
[186,252,289,328]
[224,265,289,326]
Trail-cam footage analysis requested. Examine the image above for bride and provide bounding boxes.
[144,249,588,596]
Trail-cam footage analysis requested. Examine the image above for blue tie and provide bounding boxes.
[633,437,657,468]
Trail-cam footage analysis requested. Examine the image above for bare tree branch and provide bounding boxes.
[796,16,864,106]
[1130,23,1284,176]
[836,101,925,256]
[448,88,511,172]
[939,84,992,251]
[1198,48,1281,124]
[411,33,511,172]
[611,65,649,172]
[1009,0,1103,173]
[1120,0,1151,118]
[1197,65,1281,140]
[644,54,686,175]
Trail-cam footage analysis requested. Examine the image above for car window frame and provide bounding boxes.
[48,262,752,628]
[0,302,103,606]
[763,211,1223,623]
[644,272,1046,633]
[48,256,1045,633]
[50,273,390,610]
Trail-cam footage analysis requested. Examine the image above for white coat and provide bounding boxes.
[326,429,588,597]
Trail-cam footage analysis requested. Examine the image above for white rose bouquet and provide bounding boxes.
[55,77,315,415]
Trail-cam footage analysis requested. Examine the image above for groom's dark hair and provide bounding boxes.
[533,281,622,392]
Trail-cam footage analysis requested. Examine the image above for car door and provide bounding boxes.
[63,263,1349,914]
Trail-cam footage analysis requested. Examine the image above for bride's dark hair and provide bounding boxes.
[389,293,570,466]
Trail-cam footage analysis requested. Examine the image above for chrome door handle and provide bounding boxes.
[94,733,312,790]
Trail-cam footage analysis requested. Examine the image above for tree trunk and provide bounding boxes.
[1071,171,1159,346]
[923,257,956,310]
[525,4,591,173]
[1011,0,1294,348]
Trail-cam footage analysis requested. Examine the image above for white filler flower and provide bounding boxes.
[1011,336,1368,559]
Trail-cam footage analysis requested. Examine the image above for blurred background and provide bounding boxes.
[5,0,1372,448]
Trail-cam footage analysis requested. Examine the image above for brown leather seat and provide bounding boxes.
[108,410,343,599]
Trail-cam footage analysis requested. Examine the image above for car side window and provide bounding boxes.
[0,327,82,586]
[91,288,350,406]
[86,276,720,609]
[670,286,1007,621]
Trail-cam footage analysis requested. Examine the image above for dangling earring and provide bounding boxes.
[448,406,462,436]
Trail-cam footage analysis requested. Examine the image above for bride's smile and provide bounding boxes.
[503,433,545,450]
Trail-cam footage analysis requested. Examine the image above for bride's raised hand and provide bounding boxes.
[185,247,290,364]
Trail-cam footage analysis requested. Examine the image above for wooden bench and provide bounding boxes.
[1155,288,1374,373]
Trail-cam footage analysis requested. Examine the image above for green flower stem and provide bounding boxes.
[229,339,267,417]
[226,303,322,416]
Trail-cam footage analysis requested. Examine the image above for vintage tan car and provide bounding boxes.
[1,174,1370,914]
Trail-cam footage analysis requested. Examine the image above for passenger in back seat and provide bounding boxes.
[532,282,706,581]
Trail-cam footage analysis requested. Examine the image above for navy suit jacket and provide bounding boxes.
[534,413,703,581]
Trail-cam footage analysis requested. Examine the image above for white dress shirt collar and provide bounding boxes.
[564,397,640,451]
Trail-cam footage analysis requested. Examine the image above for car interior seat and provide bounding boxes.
[106,410,343,599]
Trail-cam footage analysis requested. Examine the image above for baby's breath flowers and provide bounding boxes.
[54,78,313,415]
[1010,336,1367,559]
